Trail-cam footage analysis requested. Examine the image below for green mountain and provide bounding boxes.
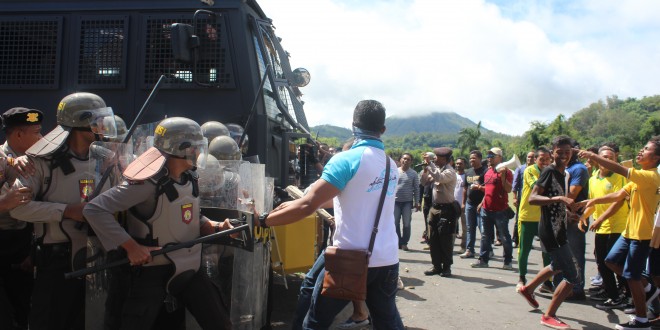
[309,124,352,142]
[385,112,489,136]
[310,112,489,141]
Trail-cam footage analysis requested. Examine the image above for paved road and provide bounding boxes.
[270,210,639,330]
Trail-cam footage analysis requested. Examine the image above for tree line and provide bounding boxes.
[316,94,660,166]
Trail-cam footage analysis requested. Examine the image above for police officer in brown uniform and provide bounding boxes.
[421,147,458,277]
[0,107,43,330]
[83,117,234,330]
[8,93,118,330]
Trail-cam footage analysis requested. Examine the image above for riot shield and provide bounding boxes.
[85,141,134,330]
[196,161,272,329]
[130,121,159,157]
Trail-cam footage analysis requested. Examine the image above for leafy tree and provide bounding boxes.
[457,121,487,154]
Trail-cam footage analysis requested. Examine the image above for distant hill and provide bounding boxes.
[385,112,487,136]
[310,112,493,140]
[309,124,352,142]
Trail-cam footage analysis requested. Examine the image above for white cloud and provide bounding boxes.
[259,0,660,136]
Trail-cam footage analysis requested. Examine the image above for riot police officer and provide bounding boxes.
[8,93,118,330]
[83,117,234,330]
[0,107,43,330]
[201,120,229,142]
[208,135,241,161]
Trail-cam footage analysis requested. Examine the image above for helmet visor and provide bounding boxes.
[188,137,209,169]
[85,107,118,139]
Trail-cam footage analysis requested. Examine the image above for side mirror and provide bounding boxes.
[290,68,311,87]
[170,23,199,63]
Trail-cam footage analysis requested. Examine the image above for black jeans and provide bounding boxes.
[595,233,625,299]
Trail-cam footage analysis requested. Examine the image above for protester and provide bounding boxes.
[460,150,486,259]
[517,136,579,330]
[454,157,467,252]
[471,147,513,270]
[576,136,660,330]
[516,147,553,292]
[512,151,535,248]
[563,139,590,301]
[582,144,629,309]
[263,100,403,329]
[394,153,420,251]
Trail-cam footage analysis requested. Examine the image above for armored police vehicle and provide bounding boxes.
[0,0,316,328]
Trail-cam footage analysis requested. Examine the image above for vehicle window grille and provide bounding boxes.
[76,17,128,88]
[142,14,235,89]
[0,16,62,89]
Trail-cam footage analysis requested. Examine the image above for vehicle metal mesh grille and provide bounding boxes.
[0,16,62,89]
[77,17,128,88]
[143,15,234,88]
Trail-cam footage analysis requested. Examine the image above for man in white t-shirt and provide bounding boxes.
[454,157,467,252]
[264,100,403,330]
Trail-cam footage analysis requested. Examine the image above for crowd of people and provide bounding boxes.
[2,94,660,330]
[382,136,660,330]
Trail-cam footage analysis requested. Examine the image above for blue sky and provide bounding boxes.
[259,0,660,136]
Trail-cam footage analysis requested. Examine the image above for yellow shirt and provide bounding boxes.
[518,164,541,222]
[622,168,660,240]
[588,172,628,234]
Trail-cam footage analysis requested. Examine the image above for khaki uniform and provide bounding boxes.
[421,163,457,273]
[8,149,111,330]
[84,170,231,330]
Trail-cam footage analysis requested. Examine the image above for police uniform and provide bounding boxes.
[0,107,43,330]
[8,93,117,330]
[84,117,231,330]
[421,147,458,276]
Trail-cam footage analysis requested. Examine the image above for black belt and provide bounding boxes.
[40,242,70,254]
[432,202,453,209]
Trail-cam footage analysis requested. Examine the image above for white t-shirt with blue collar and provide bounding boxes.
[321,139,399,268]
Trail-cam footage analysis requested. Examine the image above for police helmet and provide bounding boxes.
[104,115,127,143]
[197,154,224,194]
[226,123,248,154]
[27,92,117,157]
[201,121,230,141]
[208,135,241,160]
[153,117,208,168]
[57,92,117,137]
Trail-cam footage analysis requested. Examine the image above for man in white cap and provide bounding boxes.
[471,147,514,270]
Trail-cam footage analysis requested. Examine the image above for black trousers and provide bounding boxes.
[428,204,456,271]
[120,265,231,330]
[422,196,432,239]
[0,226,33,330]
[594,233,626,299]
[30,243,85,330]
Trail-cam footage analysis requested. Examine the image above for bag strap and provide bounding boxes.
[367,153,391,256]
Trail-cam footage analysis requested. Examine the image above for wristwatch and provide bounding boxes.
[258,213,269,228]
[214,222,221,233]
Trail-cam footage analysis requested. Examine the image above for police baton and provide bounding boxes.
[87,74,170,201]
[64,223,250,280]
